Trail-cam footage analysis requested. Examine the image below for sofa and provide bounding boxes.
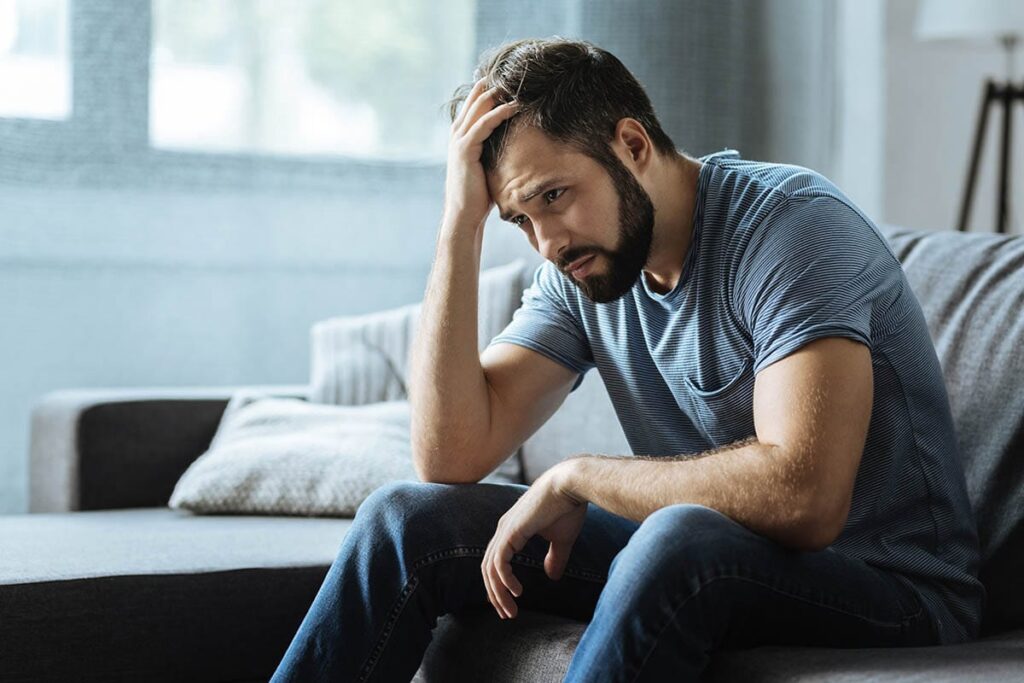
[3,223,1022,682]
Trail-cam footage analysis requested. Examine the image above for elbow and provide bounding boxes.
[797,498,850,552]
[410,438,449,483]
[410,438,484,485]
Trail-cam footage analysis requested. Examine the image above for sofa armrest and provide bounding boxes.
[29,384,311,513]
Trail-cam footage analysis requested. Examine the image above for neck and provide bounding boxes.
[642,152,703,294]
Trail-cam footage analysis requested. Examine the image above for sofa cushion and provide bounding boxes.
[0,507,350,682]
[880,226,1024,635]
[416,609,1024,682]
[705,627,1024,682]
[0,507,349,584]
[168,396,420,517]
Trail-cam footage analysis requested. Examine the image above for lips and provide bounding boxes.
[566,254,596,279]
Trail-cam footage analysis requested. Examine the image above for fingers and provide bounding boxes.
[544,540,571,581]
[452,78,488,131]
[482,534,522,620]
[454,81,519,146]
[481,541,503,618]
[456,82,502,137]
[463,100,519,146]
[495,542,524,600]
[482,553,504,618]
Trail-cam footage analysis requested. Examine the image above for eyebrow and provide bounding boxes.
[498,177,567,222]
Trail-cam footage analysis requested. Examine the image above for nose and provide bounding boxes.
[533,218,570,263]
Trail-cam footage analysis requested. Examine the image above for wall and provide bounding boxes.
[884,0,1023,234]
[834,0,885,221]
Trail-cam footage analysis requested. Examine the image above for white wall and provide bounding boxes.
[884,0,1023,234]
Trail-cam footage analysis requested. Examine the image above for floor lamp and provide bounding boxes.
[916,0,1024,234]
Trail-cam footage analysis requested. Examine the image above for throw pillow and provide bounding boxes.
[168,394,418,517]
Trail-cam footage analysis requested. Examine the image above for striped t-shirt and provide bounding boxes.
[488,149,985,645]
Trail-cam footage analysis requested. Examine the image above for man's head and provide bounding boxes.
[448,38,680,303]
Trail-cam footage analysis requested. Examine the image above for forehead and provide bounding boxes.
[485,125,591,204]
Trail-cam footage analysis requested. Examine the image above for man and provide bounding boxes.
[271,38,984,682]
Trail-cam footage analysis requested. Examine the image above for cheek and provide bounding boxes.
[568,197,615,237]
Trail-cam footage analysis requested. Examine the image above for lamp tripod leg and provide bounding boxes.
[997,84,1014,234]
[958,81,995,232]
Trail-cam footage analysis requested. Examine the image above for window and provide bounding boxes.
[0,0,578,191]
[150,0,475,161]
[0,0,70,120]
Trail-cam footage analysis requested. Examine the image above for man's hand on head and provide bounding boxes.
[444,78,519,234]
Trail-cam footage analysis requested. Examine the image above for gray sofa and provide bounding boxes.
[3,224,1023,682]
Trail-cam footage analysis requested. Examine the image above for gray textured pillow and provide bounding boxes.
[168,395,418,517]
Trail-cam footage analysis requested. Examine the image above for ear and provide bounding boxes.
[612,118,654,173]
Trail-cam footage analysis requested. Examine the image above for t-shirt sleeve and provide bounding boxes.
[733,195,901,375]
[487,261,594,392]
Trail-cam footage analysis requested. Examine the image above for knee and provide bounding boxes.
[614,504,750,578]
[355,480,447,532]
[640,503,737,543]
[345,480,519,578]
[354,480,515,541]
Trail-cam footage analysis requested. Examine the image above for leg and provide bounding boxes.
[270,480,638,683]
[564,503,938,683]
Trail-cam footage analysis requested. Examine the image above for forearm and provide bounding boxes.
[555,439,824,551]
[408,219,492,482]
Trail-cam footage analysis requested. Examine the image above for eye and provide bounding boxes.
[511,215,529,227]
[543,188,565,204]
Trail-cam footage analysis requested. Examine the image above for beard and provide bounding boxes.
[557,154,655,304]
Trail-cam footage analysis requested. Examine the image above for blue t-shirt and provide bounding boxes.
[488,150,984,645]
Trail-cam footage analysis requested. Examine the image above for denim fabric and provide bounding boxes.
[270,481,937,682]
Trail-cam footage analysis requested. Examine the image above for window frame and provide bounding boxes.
[0,0,450,192]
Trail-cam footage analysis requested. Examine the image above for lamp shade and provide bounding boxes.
[915,0,1024,42]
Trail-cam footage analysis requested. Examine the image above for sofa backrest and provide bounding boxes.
[519,371,629,483]
[309,259,531,406]
[880,225,1024,633]
[308,259,533,484]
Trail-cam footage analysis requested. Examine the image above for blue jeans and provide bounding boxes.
[270,480,937,682]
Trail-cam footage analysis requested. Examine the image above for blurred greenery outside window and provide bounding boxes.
[150,0,476,162]
[0,0,475,163]
[0,0,71,119]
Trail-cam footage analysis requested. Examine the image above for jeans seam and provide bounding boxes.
[629,573,925,683]
[506,552,608,583]
[357,545,606,681]
[356,573,422,683]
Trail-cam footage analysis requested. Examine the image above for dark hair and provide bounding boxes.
[447,37,678,172]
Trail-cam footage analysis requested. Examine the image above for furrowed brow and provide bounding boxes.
[520,178,565,203]
[498,177,566,222]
